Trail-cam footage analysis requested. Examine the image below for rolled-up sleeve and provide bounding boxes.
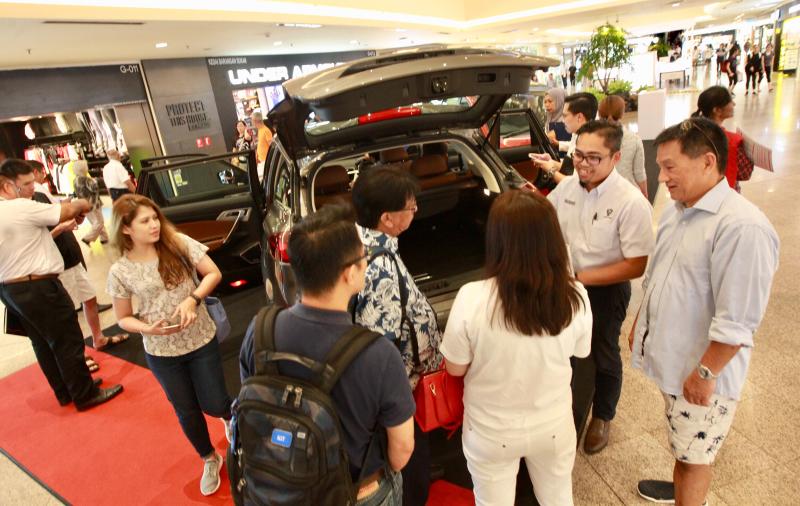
[708,222,779,347]
[440,286,474,366]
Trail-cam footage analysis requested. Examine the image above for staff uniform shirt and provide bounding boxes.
[558,133,577,157]
[0,198,64,282]
[106,233,216,357]
[102,159,129,190]
[631,179,779,400]
[547,170,654,273]
[441,278,592,433]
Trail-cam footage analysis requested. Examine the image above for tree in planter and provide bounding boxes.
[577,23,632,95]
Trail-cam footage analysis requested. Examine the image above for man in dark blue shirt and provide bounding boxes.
[240,204,415,505]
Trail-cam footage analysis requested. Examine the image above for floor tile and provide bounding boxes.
[573,455,623,505]
[715,464,800,506]
[731,393,800,464]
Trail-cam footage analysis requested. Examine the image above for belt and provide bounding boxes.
[0,273,59,285]
[356,468,384,500]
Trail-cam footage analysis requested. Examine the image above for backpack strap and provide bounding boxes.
[253,305,282,376]
[368,248,422,369]
[317,326,381,393]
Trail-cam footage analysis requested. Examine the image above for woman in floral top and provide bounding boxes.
[352,165,442,506]
[107,194,231,496]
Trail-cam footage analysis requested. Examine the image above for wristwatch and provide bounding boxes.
[188,293,202,306]
[697,363,719,380]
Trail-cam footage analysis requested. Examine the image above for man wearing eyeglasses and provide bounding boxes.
[632,118,778,506]
[547,120,655,455]
[0,159,124,411]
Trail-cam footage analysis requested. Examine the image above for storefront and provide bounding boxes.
[205,50,372,151]
[0,63,161,182]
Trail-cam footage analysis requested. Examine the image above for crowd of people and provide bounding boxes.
[0,79,780,506]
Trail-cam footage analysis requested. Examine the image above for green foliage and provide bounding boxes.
[648,37,670,58]
[577,23,633,94]
[585,87,607,103]
[607,80,633,95]
[636,85,657,93]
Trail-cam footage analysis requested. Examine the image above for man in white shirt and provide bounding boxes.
[0,159,123,411]
[547,120,654,454]
[632,118,779,505]
[102,149,135,201]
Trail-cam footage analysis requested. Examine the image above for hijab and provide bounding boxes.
[546,88,566,125]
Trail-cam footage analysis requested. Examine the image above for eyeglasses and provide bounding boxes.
[572,150,612,167]
[679,119,721,161]
[342,247,369,268]
[394,203,418,213]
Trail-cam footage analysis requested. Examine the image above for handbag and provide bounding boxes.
[736,144,755,181]
[413,367,464,435]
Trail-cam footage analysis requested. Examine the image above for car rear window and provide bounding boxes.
[305,97,478,137]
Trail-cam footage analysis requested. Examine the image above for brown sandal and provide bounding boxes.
[95,333,130,351]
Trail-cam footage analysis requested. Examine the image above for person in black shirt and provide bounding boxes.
[745,45,764,95]
[240,204,415,504]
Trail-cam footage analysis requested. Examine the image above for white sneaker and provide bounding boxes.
[200,453,223,496]
[223,418,232,444]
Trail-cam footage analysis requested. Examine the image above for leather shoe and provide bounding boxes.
[75,384,123,411]
[96,303,113,313]
[583,417,611,454]
[58,378,103,406]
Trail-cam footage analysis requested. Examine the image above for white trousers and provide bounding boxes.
[83,207,108,242]
[463,414,576,506]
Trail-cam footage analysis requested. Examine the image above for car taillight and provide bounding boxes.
[358,106,421,125]
[229,279,248,288]
[268,231,291,263]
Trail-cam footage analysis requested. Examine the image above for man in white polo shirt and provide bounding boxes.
[102,149,135,201]
[633,118,779,505]
[547,120,654,454]
[0,159,123,411]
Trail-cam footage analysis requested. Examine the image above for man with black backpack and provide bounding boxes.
[351,166,443,506]
[236,204,415,505]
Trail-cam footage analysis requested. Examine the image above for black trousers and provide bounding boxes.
[0,278,96,404]
[402,420,430,506]
[109,188,131,201]
[585,282,631,421]
[746,69,758,90]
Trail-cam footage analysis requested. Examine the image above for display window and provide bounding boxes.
[232,85,286,127]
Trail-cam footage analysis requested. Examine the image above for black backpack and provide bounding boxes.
[228,305,382,506]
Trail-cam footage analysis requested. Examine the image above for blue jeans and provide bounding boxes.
[146,338,232,457]
[357,469,402,506]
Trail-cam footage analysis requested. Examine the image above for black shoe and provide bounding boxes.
[75,384,123,411]
[81,238,93,246]
[58,378,103,406]
[96,303,113,313]
[637,480,675,503]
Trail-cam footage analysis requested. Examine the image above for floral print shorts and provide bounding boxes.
[662,392,738,465]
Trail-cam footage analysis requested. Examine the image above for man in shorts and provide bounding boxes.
[630,118,779,505]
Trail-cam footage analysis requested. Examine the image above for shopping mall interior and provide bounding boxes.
[1,1,799,505]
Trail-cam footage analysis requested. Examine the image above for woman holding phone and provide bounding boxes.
[107,194,231,496]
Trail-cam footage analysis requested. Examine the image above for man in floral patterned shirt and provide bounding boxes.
[352,166,442,506]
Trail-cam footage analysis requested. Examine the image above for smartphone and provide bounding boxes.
[161,323,181,331]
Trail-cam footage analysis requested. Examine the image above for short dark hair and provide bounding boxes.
[288,204,363,296]
[0,159,34,179]
[565,92,598,122]
[575,120,623,153]
[654,118,728,174]
[27,159,45,172]
[352,167,420,229]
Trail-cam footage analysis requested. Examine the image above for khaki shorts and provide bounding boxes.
[662,392,737,465]
[59,264,96,309]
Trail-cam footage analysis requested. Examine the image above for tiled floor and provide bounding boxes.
[1,73,798,504]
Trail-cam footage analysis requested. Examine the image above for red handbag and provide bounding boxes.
[413,367,464,434]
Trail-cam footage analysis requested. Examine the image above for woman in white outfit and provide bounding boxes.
[441,190,592,506]
[72,160,108,245]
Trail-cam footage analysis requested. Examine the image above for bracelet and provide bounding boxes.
[188,293,202,306]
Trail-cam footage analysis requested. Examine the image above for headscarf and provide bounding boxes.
[546,88,566,125]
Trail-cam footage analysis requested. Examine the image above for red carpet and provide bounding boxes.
[0,348,232,505]
[0,347,475,505]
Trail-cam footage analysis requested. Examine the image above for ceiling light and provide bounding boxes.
[349,39,358,44]
[155,42,168,48]
[395,28,408,32]
[672,2,680,7]
[273,41,283,46]
[277,23,322,28]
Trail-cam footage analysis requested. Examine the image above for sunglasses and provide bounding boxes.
[680,119,721,162]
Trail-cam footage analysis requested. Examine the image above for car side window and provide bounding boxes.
[272,157,292,208]
[147,161,248,207]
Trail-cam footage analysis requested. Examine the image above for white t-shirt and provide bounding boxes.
[33,182,57,203]
[440,278,592,433]
[102,159,129,189]
[0,198,65,281]
[547,169,654,273]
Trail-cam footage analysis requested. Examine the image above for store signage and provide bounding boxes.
[226,63,338,85]
[165,100,211,131]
